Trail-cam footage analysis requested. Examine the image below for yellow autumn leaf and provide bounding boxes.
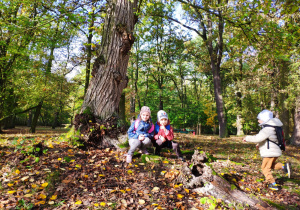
[99,174,105,177]
[57,158,62,161]
[257,188,260,192]
[184,188,189,193]
[50,195,57,200]
[174,185,180,188]
[7,190,16,194]
[120,190,125,193]
[177,194,184,199]
[75,200,82,204]
[38,194,47,199]
[7,183,13,187]
[246,188,251,191]
[38,201,46,205]
[94,203,99,207]
[41,183,48,188]
[32,184,37,188]
[232,178,237,182]
[100,202,106,206]
[84,175,88,178]
[15,169,20,174]
[24,194,32,197]
[75,164,81,168]
[127,170,133,174]
[163,160,169,164]
[139,199,145,205]
[126,188,131,191]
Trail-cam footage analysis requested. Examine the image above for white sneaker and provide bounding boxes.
[126,154,132,163]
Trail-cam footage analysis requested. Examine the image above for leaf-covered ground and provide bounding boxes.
[0,126,300,209]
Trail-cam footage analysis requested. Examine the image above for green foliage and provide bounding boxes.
[15,199,34,210]
[61,126,83,148]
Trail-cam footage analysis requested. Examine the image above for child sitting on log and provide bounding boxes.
[126,106,154,163]
[153,110,184,161]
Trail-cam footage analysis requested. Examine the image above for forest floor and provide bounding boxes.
[0,126,300,209]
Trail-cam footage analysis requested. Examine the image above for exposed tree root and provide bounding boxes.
[73,113,127,149]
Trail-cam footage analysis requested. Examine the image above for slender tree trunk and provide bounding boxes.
[81,0,138,119]
[30,102,43,133]
[206,14,227,138]
[119,92,126,125]
[84,14,95,94]
[52,111,59,129]
[27,110,32,127]
[291,95,300,146]
[236,115,244,136]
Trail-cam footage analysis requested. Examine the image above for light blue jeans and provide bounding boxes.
[128,137,152,155]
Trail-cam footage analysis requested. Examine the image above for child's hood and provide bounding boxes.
[262,118,283,127]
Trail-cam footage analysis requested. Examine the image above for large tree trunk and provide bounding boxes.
[176,150,269,209]
[291,95,300,146]
[81,0,138,120]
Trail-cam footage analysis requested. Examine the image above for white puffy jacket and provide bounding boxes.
[245,118,283,158]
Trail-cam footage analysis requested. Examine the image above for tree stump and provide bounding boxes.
[176,150,270,209]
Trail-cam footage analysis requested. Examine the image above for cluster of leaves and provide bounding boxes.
[1,128,300,209]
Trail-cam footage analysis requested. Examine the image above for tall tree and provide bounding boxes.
[80,0,139,119]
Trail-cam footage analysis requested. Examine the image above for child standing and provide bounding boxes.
[153,110,184,161]
[243,109,291,190]
[126,106,154,163]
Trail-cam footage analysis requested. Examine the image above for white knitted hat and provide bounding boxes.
[157,110,168,122]
[257,109,273,123]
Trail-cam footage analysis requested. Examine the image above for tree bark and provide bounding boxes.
[81,0,138,120]
[291,95,300,146]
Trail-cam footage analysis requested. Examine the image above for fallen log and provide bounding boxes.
[176,150,270,209]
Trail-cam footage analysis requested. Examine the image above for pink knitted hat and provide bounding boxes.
[140,106,151,116]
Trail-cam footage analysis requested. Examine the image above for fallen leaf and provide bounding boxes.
[21,176,29,181]
[41,183,48,188]
[38,194,47,199]
[50,195,57,200]
[139,199,145,205]
[177,194,184,199]
[24,194,32,197]
[152,187,160,192]
[75,200,82,204]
